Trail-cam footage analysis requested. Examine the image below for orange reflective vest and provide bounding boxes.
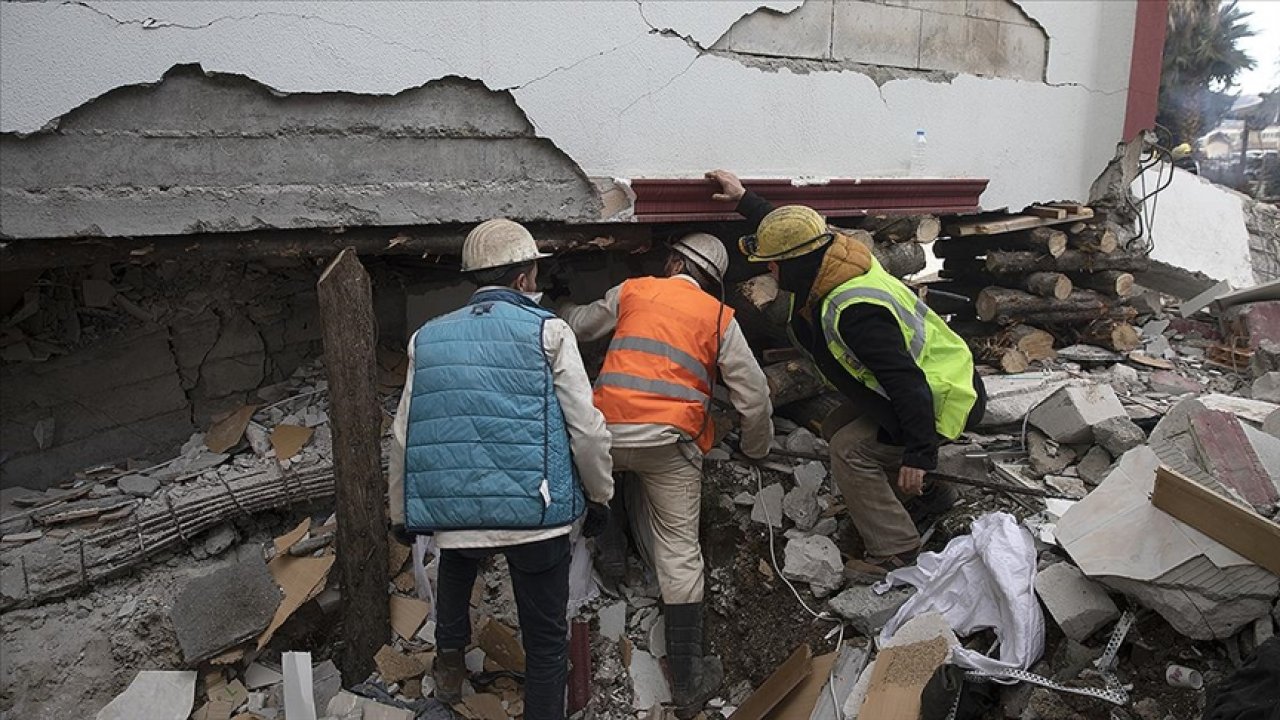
[593,276,732,453]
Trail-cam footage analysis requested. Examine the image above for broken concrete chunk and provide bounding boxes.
[629,649,672,710]
[116,474,160,498]
[1034,562,1119,642]
[793,460,827,491]
[782,485,820,531]
[1028,430,1076,477]
[732,491,754,506]
[1028,384,1125,444]
[782,535,843,598]
[201,524,237,557]
[827,585,914,636]
[1075,446,1113,487]
[751,483,785,528]
[1044,476,1087,500]
[1149,370,1201,396]
[979,372,1074,427]
[171,556,282,663]
[785,428,820,455]
[934,444,987,483]
[244,662,283,690]
[1056,345,1122,365]
[96,671,196,720]
[598,601,626,642]
[1093,416,1147,457]
[1253,372,1280,404]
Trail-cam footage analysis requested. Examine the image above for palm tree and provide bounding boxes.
[1157,0,1256,147]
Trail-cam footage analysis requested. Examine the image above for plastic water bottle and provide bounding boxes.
[909,128,928,177]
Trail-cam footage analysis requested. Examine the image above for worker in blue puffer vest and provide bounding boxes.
[387,219,614,720]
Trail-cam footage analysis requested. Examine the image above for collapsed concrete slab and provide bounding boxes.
[1057,446,1279,640]
[827,585,914,636]
[978,372,1077,427]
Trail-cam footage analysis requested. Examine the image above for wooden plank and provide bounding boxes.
[1151,467,1280,575]
[948,208,1094,237]
[1026,205,1068,220]
[731,644,813,720]
[1046,202,1086,214]
[317,248,390,683]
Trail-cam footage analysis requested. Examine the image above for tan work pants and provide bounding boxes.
[826,413,921,558]
[612,444,705,604]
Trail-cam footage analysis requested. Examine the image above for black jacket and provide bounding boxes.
[737,191,985,470]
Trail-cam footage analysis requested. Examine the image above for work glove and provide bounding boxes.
[544,278,571,302]
[582,502,610,539]
[391,523,415,546]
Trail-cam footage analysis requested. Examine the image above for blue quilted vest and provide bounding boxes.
[404,288,584,532]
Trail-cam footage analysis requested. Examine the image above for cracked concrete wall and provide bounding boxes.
[715,0,1047,82]
[0,68,601,238]
[1138,168,1256,288]
[1,0,1136,225]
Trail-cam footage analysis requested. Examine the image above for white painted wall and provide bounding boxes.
[0,0,1138,211]
[1138,168,1256,287]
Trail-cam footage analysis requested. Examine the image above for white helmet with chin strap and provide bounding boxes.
[671,233,729,282]
[461,219,552,271]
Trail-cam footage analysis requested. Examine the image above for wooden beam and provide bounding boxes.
[1151,466,1280,575]
[1026,205,1068,220]
[946,208,1094,237]
[317,248,390,682]
[0,224,654,271]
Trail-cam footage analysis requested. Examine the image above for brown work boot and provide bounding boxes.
[433,647,467,704]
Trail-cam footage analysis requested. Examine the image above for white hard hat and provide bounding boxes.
[461,219,552,271]
[672,233,729,281]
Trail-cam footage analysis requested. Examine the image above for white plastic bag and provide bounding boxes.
[875,512,1044,675]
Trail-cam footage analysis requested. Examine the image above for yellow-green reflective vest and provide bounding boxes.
[816,258,977,440]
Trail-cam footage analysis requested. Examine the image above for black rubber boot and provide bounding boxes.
[665,602,724,719]
[593,477,630,584]
[433,647,467,705]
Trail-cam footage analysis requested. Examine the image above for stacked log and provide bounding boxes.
[934,204,1151,369]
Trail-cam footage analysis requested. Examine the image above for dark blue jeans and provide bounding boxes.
[435,535,571,720]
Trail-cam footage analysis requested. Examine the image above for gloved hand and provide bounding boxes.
[582,502,610,538]
[544,279,571,302]
[391,523,415,546]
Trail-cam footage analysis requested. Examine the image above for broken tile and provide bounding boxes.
[1189,408,1276,507]
[1034,562,1119,642]
[461,692,506,720]
[750,483,785,529]
[389,594,431,640]
[374,644,432,684]
[476,617,525,672]
[205,406,258,454]
[282,652,317,720]
[629,649,672,710]
[244,662,282,690]
[598,601,626,642]
[96,671,196,720]
[172,556,282,663]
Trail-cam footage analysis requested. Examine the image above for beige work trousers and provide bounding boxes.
[612,444,705,605]
[827,413,921,558]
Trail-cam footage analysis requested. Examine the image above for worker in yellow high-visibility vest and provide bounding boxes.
[707,170,987,573]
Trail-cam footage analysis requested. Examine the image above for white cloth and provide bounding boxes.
[557,275,774,457]
[874,512,1045,676]
[387,288,614,549]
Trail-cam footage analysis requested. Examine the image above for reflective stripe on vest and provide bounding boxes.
[821,286,928,365]
[595,372,710,403]
[606,336,712,388]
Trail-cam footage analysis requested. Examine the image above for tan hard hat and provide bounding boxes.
[672,233,729,281]
[461,219,552,271]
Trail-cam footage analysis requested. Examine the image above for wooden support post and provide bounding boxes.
[316,248,390,683]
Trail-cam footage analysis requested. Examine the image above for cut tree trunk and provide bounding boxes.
[976,287,1111,324]
[872,240,927,278]
[317,248,390,684]
[1075,320,1141,352]
[1070,226,1119,254]
[763,359,827,408]
[1071,270,1134,297]
[729,274,791,348]
[1021,272,1072,300]
[861,215,942,244]
[984,250,1149,275]
[932,227,1067,259]
[1006,324,1056,361]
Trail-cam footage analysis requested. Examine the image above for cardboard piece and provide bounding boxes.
[768,652,836,720]
[393,570,416,593]
[258,522,334,649]
[388,538,411,577]
[270,424,313,460]
[191,700,234,720]
[732,644,813,720]
[1152,466,1280,575]
[477,616,526,673]
[461,692,507,720]
[206,406,259,454]
[857,637,950,720]
[374,644,433,684]
[390,594,431,640]
[282,652,317,720]
[208,679,248,708]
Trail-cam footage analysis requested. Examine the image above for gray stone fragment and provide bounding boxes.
[826,584,914,635]
[1149,370,1201,396]
[782,485,820,531]
[1034,562,1119,642]
[792,461,827,491]
[784,428,820,455]
[1093,416,1147,457]
[311,659,343,714]
[750,483,785,528]
[1028,430,1076,478]
[201,525,237,557]
[1075,446,1113,487]
[810,517,838,537]
[732,491,754,507]
[170,556,282,663]
[1028,384,1126,444]
[1253,372,1280,404]
[1045,475,1087,499]
[117,475,160,498]
[781,535,843,598]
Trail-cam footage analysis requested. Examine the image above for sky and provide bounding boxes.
[1235,0,1280,96]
